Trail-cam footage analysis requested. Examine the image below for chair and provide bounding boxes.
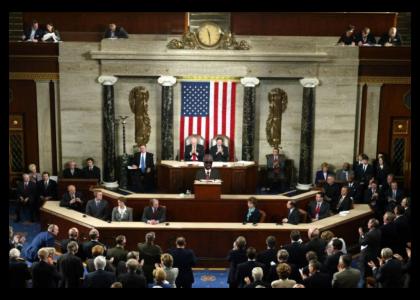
[210,135,230,148]
[298,209,308,223]
[259,209,266,223]
[185,134,205,147]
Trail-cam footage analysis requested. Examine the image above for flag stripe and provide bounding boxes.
[180,116,185,160]
[230,82,236,161]
[217,82,223,135]
[222,82,227,135]
[214,82,219,137]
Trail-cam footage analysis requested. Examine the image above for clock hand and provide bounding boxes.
[207,29,211,43]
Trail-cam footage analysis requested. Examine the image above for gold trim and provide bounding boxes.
[358,76,411,85]
[180,75,240,82]
[9,72,59,80]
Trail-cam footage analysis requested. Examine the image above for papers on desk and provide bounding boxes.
[198,179,222,183]
[360,245,368,251]
[127,166,134,169]
[339,211,350,216]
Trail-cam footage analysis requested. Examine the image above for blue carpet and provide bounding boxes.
[192,269,228,288]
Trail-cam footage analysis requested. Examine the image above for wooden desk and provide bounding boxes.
[41,201,373,267]
[194,180,222,201]
[157,160,258,194]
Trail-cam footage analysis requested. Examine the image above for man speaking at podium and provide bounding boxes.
[195,154,221,180]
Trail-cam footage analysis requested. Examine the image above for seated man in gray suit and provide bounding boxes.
[85,190,110,221]
[336,162,354,182]
[111,198,133,221]
[195,154,221,180]
[141,199,166,225]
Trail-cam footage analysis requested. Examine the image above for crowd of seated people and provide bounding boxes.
[337,25,403,46]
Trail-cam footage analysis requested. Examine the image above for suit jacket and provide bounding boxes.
[307,201,330,221]
[9,258,31,288]
[378,33,402,46]
[337,34,355,45]
[168,247,197,287]
[380,222,398,250]
[23,27,44,41]
[305,238,327,263]
[315,171,333,185]
[60,191,84,212]
[81,240,107,261]
[354,32,377,45]
[256,248,277,273]
[335,196,353,213]
[375,164,390,187]
[118,272,147,288]
[394,215,411,254]
[60,238,83,259]
[303,271,332,288]
[235,260,265,288]
[332,267,361,288]
[83,269,116,288]
[86,258,115,273]
[209,144,229,162]
[137,243,162,283]
[335,169,354,182]
[359,228,381,263]
[85,199,110,220]
[227,248,247,285]
[131,152,154,174]
[355,164,374,185]
[103,27,128,39]
[195,168,221,180]
[37,179,58,199]
[243,208,261,224]
[373,259,403,288]
[283,242,307,268]
[184,144,205,161]
[83,166,101,181]
[106,246,128,267]
[385,188,404,206]
[62,167,84,179]
[323,182,341,207]
[346,181,361,202]
[22,231,55,262]
[141,206,166,223]
[323,251,343,276]
[31,260,61,288]
[287,208,300,225]
[57,252,84,288]
[111,207,133,221]
[16,181,37,203]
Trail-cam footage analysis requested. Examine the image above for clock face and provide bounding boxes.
[197,22,222,47]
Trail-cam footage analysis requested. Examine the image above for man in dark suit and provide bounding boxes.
[227,236,248,288]
[9,248,31,288]
[304,228,327,263]
[378,27,402,46]
[266,249,302,284]
[283,230,307,268]
[266,148,287,192]
[282,200,300,224]
[130,144,155,192]
[209,137,229,162]
[354,27,377,46]
[384,181,404,212]
[394,205,411,257]
[57,241,84,288]
[184,136,205,161]
[358,218,382,282]
[368,248,403,288]
[141,199,166,224]
[137,232,162,283]
[103,23,129,39]
[60,184,84,212]
[256,235,277,275]
[37,172,58,206]
[106,235,128,267]
[168,237,197,288]
[83,256,117,288]
[323,175,341,209]
[335,186,353,213]
[307,192,330,221]
[346,174,361,203]
[31,249,62,288]
[62,160,84,178]
[60,227,83,259]
[380,212,398,251]
[15,173,38,222]
[22,20,44,42]
[118,259,147,288]
[235,247,265,288]
[85,190,110,220]
[81,228,107,261]
[365,181,386,220]
[195,154,221,180]
[332,254,361,288]
[22,224,59,263]
[82,157,101,182]
[302,259,331,288]
[355,155,374,188]
[323,239,344,277]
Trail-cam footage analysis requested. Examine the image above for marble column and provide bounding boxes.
[158,76,177,160]
[98,75,118,188]
[363,83,383,160]
[297,78,319,190]
[240,77,260,161]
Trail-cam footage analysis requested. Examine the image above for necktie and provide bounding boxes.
[71,169,74,175]
[96,201,99,207]
[393,190,396,199]
[44,181,48,188]
[345,171,348,181]
[315,203,321,216]
[192,146,197,161]
[140,155,146,173]
[363,165,366,172]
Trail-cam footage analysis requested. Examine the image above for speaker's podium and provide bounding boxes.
[194,180,222,201]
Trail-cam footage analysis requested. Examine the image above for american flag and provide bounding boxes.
[180,81,237,161]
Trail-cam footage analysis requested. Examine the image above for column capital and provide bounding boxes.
[98,75,118,86]
[157,76,177,87]
[240,77,260,87]
[299,77,319,88]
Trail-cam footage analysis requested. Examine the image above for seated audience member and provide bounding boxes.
[62,160,84,178]
[346,173,361,203]
[60,227,82,258]
[9,248,31,288]
[335,162,353,182]
[184,136,204,161]
[332,254,361,288]
[315,162,332,185]
[210,137,229,162]
[195,154,221,180]
[267,249,301,284]
[141,198,166,224]
[81,228,106,261]
[31,247,61,288]
[42,22,60,42]
[307,192,330,221]
[358,218,381,282]
[244,267,269,288]
[323,239,344,277]
[257,236,277,274]
[118,259,147,288]
[86,190,110,221]
[130,144,154,192]
[137,232,162,283]
[83,256,117,288]
[22,20,44,42]
[374,156,390,188]
[266,148,286,192]
[15,173,38,222]
[235,247,265,288]
[282,200,300,225]
[283,230,306,268]
[243,197,261,224]
[271,263,296,288]
[365,181,385,220]
[104,23,129,39]
[355,154,374,187]
[22,224,58,263]
[37,171,58,205]
[353,153,365,172]
[304,228,327,263]
[227,236,248,288]
[28,163,42,183]
[380,212,398,251]
[159,253,179,288]
[335,186,353,213]
[106,235,128,267]
[323,175,340,208]
[60,184,84,212]
[367,248,403,288]
[112,198,133,221]
[337,25,355,45]
[354,27,377,46]
[379,27,402,46]
[57,241,84,288]
[385,181,404,212]
[168,237,197,288]
[86,245,115,273]
[83,157,101,181]
[148,268,172,288]
[381,173,395,193]
[301,259,331,288]
[116,251,143,278]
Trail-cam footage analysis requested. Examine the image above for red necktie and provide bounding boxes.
[315,203,321,215]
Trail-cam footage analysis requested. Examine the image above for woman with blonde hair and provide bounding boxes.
[28,163,42,182]
[148,268,172,288]
[158,253,179,288]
